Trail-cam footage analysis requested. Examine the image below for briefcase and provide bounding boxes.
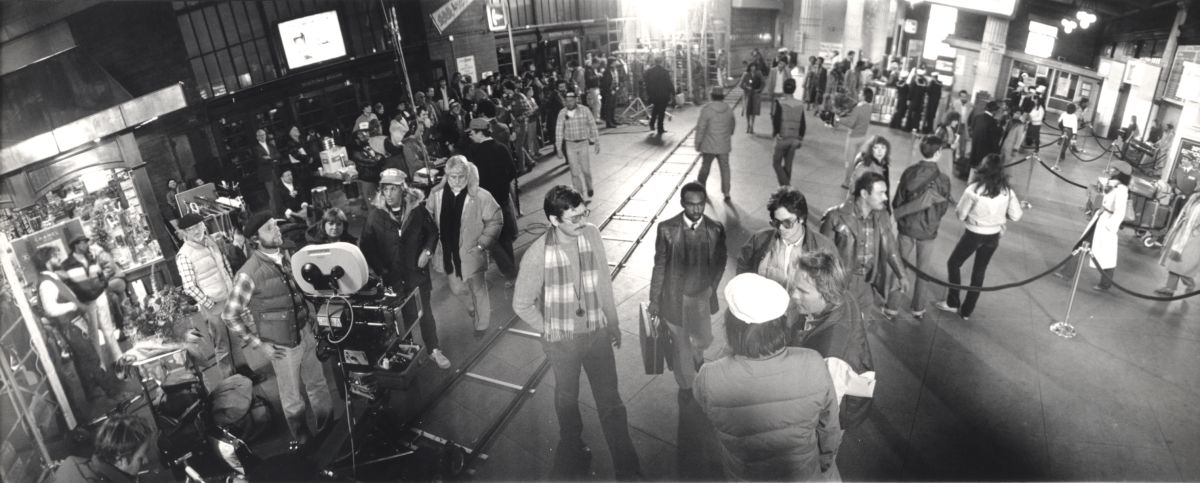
[639,303,674,375]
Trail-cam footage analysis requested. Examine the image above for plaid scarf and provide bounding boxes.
[543,227,603,342]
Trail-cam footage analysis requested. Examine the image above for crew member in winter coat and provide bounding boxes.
[693,273,842,481]
[770,79,807,186]
[695,87,737,201]
[890,136,952,318]
[359,169,449,369]
[427,156,504,336]
[644,57,675,135]
[789,251,876,430]
[648,183,727,390]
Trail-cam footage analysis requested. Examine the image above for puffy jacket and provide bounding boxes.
[693,347,843,481]
[696,101,736,154]
[359,187,439,288]
[426,162,503,278]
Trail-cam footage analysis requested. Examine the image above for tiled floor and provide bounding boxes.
[304,93,1197,481]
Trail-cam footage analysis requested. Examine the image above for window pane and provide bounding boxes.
[203,53,224,95]
[218,3,240,45]
[216,50,238,92]
[230,44,250,88]
[243,40,263,83]
[245,2,264,38]
[231,3,254,41]
[178,14,199,57]
[257,39,277,80]
[191,57,210,98]
[206,7,227,50]
[191,10,212,53]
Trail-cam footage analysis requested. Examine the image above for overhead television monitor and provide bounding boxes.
[278,11,347,70]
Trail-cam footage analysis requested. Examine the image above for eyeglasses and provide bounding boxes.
[562,209,591,225]
[770,217,801,229]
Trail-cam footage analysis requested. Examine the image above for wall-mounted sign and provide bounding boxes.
[456,56,477,83]
[904,19,918,34]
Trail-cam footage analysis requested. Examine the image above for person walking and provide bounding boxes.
[554,92,601,202]
[693,272,842,481]
[789,251,875,429]
[600,60,618,128]
[803,56,821,109]
[222,212,333,451]
[1000,111,1029,165]
[1059,161,1130,291]
[1156,193,1200,297]
[644,57,675,135]
[427,156,504,337]
[936,154,1024,319]
[1051,103,1080,171]
[820,172,909,319]
[465,117,520,283]
[175,213,239,388]
[1025,90,1046,154]
[969,101,1003,175]
[695,87,736,202]
[740,63,765,134]
[837,88,875,188]
[770,79,807,186]
[890,136,953,318]
[359,169,449,369]
[648,182,727,391]
[512,185,642,480]
[737,186,836,284]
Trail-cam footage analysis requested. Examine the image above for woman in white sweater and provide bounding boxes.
[936,154,1024,319]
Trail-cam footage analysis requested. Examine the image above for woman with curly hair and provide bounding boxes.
[848,135,892,201]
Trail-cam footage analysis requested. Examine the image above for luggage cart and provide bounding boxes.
[1086,175,1179,248]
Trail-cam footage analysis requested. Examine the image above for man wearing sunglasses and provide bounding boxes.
[736,186,836,287]
[512,185,642,480]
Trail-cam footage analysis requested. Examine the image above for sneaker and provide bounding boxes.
[934,301,957,314]
[881,308,899,320]
[430,349,451,369]
[1051,165,1063,172]
[912,309,926,319]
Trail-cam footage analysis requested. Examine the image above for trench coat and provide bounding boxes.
[1081,184,1128,269]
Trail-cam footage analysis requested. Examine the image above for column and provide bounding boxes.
[1148,1,1188,125]
[844,0,865,56]
[861,0,892,63]
[971,15,1008,100]
[797,0,823,60]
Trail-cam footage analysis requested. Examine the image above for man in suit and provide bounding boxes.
[648,182,727,391]
[252,128,283,217]
[600,60,617,128]
[969,101,1003,170]
[643,57,675,135]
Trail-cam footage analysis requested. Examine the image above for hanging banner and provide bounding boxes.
[431,0,474,35]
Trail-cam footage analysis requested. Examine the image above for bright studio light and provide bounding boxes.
[626,0,701,34]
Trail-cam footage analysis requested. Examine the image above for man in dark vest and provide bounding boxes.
[648,182,727,391]
[770,78,807,186]
[221,212,332,451]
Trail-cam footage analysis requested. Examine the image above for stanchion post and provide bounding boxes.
[1050,242,1090,339]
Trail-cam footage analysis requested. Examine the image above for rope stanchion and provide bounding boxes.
[1039,159,1090,189]
[1068,142,1114,163]
[1086,255,1200,301]
[1050,244,1089,339]
[1003,155,1032,169]
[901,252,1075,292]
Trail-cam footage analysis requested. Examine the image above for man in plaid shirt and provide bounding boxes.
[503,80,539,172]
[221,212,332,451]
[555,91,601,203]
[175,213,239,387]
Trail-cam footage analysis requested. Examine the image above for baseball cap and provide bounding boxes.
[380,168,407,186]
[242,211,276,239]
[178,213,205,230]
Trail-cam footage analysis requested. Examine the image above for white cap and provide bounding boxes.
[724,273,790,324]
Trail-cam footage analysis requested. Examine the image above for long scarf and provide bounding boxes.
[542,227,603,342]
[439,186,467,278]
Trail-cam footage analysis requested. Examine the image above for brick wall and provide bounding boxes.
[417,0,500,80]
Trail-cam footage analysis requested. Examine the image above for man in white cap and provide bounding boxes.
[175,213,238,387]
[693,272,842,481]
[359,169,449,368]
[554,91,600,203]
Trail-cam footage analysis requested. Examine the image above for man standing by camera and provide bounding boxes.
[513,185,641,480]
[222,212,332,451]
[359,169,449,369]
[648,182,727,392]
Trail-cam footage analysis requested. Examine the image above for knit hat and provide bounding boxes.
[380,168,407,186]
[178,213,205,230]
[242,211,275,239]
[724,273,789,324]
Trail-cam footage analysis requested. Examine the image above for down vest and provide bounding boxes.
[693,347,843,481]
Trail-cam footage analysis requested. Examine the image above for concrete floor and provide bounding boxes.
[304,92,1198,481]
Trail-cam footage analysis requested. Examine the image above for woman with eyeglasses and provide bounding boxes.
[736,186,836,288]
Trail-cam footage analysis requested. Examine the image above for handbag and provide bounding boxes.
[638,303,674,375]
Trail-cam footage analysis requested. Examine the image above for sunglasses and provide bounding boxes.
[770,217,802,229]
[561,209,591,225]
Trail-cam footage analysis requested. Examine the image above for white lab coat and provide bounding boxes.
[1085,184,1128,269]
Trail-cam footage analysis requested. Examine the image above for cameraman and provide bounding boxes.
[359,169,450,369]
[221,212,332,451]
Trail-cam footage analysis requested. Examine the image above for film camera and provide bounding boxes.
[291,242,426,399]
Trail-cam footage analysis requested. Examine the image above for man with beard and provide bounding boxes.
[222,212,332,451]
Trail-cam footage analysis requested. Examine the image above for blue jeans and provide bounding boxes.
[772,137,803,185]
[543,330,641,478]
[945,230,1000,317]
[270,328,333,440]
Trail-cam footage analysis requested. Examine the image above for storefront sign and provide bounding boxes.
[431,0,474,35]
[904,19,918,34]
[457,55,477,82]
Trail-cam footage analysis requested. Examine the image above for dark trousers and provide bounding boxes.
[1025,124,1042,152]
[945,230,1000,317]
[601,90,616,124]
[543,331,641,479]
[490,197,519,280]
[649,100,668,132]
[397,280,439,350]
